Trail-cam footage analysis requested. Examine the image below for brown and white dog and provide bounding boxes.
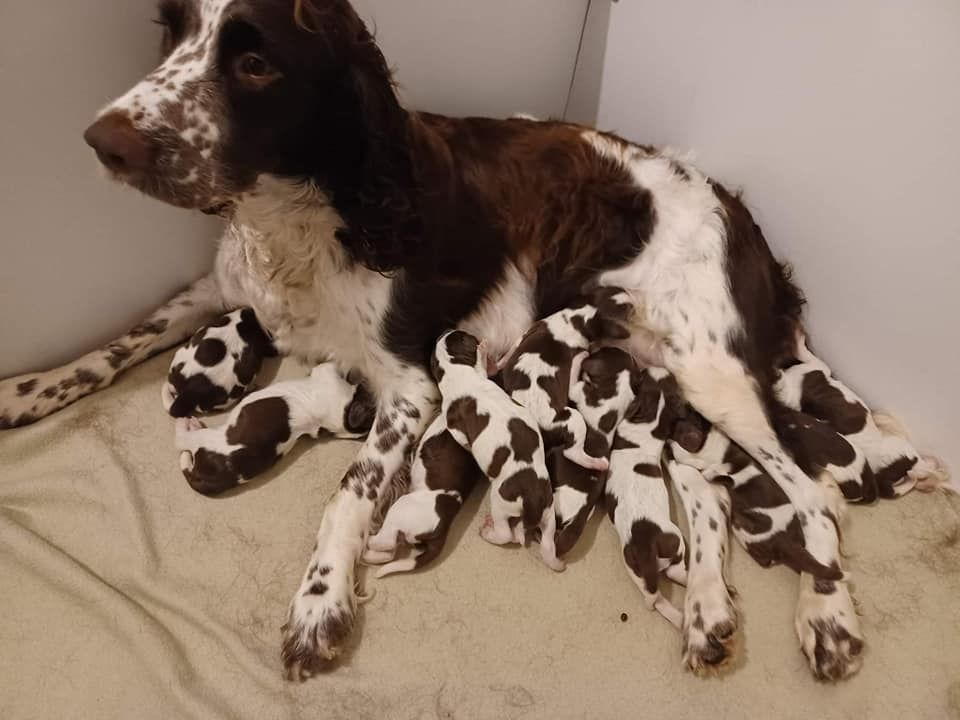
[0,0,905,679]
[175,363,375,495]
[433,331,564,572]
[163,308,276,417]
[362,413,481,577]
[775,334,948,498]
[606,368,687,628]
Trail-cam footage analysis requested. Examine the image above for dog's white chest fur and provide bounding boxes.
[214,178,399,391]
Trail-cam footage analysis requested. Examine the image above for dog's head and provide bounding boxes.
[84,0,418,269]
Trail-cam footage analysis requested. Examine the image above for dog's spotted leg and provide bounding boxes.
[281,371,436,680]
[0,274,226,428]
[668,459,739,674]
[673,355,863,680]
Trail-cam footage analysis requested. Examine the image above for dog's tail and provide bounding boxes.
[0,275,224,430]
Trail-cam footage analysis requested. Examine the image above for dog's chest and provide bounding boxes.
[215,225,395,388]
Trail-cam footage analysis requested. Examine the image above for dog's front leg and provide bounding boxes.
[280,369,437,681]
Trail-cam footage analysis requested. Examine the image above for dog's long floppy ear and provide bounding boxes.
[299,0,422,272]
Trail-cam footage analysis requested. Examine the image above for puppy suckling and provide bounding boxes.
[432,330,564,571]
[546,346,643,554]
[776,334,949,498]
[163,308,276,417]
[606,368,687,628]
[499,286,633,473]
[363,413,482,577]
[670,412,846,581]
[175,364,376,496]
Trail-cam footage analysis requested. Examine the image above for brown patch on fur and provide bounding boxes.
[799,371,868,435]
[446,396,490,445]
[508,418,540,464]
[16,379,37,396]
[488,446,511,479]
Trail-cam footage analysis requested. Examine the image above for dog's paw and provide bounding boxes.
[795,579,864,681]
[281,560,356,681]
[682,582,739,675]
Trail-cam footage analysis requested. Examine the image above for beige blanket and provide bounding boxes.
[2,351,958,720]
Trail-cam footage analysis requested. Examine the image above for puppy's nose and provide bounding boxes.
[83,111,152,173]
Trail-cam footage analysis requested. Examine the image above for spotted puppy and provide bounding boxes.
[432,330,564,571]
[499,286,633,472]
[363,413,482,576]
[175,364,376,495]
[163,308,276,417]
[606,368,687,628]
[776,333,948,498]
[671,412,847,580]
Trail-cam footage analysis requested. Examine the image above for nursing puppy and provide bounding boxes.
[163,308,276,417]
[671,412,846,580]
[499,286,633,473]
[776,334,948,498]
[551,347,643,554]
[175,364,376,495]
[432,330,564,571]
[363,413,482,576]
[606,368,687,628]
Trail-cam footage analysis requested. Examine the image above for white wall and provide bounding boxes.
[0,0,589,379]
[597,0,959,473]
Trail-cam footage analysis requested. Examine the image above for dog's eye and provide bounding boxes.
[235,53,281,85]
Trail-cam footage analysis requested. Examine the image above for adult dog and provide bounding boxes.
[0,0,861,680]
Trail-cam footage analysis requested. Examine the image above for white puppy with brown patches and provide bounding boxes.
[432,330,564,572]
[363,413,482,577]
[163,308,276,417]
[776,333,949,498]
[175,363,375,496]
[606,368,687,628]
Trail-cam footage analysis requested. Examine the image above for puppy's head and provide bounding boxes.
[431,331,485,383]
[573,286,633,343]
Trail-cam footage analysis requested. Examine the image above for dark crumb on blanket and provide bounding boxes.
[620,613,629,623]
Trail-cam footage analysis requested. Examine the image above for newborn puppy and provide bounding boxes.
[547,347,643,556]
[776,333,948,497]
[175,364,376,496]
[670,412,846,581]
[499,287,633,472]
[163,308,276,417]
[432,330,564,572]
[363,413,482,577]
[606,368,687,628]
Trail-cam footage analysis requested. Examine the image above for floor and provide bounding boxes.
[1,352,958,720]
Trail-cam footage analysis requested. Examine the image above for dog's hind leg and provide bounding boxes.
[0,273,227,429]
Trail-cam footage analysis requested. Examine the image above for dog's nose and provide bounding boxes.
[83,112,152,173]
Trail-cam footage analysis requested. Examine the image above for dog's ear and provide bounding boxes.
[327,21,422,272]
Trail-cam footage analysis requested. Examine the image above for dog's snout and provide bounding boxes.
[83,112,152,174]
